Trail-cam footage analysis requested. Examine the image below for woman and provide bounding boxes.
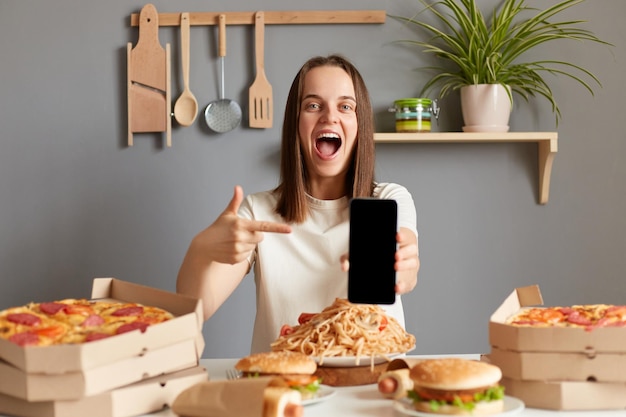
[177,55,419,353]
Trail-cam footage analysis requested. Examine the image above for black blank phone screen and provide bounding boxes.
[348,198,397,304]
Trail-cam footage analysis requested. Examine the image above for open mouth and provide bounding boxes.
[315,133,342,158]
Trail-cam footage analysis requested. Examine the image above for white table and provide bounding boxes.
[144,356,626,417]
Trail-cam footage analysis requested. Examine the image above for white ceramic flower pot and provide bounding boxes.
[460,84,511,132]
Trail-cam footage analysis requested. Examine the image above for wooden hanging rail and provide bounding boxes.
[130,10,386,27]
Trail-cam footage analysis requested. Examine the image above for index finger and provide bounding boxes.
[248,220,292,234]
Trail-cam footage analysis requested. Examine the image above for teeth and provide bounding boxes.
[317,133,340,140]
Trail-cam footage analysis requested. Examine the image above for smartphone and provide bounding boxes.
[348,198,398,304]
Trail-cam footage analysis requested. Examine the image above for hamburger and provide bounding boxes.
[407,358,505,415]
[235,351,322,400]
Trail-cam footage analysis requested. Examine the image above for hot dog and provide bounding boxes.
[172,376,303,417]
[378,374,398,393]
[263,387,303,417]
[285,404,303,417]
[377,368,413,399]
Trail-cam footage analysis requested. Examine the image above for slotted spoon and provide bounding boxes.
[248,11,273,128]
[204,14,242,133]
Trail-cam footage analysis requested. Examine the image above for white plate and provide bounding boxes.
[393,395,525,417]
[313,352,405,368]
[303,385,336,406]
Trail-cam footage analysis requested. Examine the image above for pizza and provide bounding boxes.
[0,298,174,346]
[506,304,626,330]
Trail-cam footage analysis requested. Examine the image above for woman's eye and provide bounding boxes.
[305,102,320,110]
[340,103,355,111]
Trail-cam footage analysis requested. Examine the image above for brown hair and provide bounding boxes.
[274,54,376,223]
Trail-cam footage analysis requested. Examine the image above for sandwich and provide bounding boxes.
[407,358,505,415]
[235,351,322,400]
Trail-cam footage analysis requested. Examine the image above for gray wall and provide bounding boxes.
[1,0,624,358]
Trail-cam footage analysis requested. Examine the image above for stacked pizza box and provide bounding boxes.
[0,278,209,417]
[487,284,626,410]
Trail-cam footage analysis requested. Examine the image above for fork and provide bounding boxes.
[225,369,242,380]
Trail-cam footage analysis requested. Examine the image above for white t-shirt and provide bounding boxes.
[238,182,418,353]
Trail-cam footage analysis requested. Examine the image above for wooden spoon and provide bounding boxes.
[173,12,198,126]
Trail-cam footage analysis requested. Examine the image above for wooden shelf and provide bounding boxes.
[130,10,386,27]
[374,132,558,205]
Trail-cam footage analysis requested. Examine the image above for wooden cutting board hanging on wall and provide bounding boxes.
[127,3,171,147]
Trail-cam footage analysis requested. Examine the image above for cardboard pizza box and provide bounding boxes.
[0,334,203,402]
[489,285,626,353]
[0,278,204,374]
[0,365,209,417]
[501,377,626,411]
[489,346,626,382]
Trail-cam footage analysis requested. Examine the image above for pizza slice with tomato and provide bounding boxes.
[0,299,174,346]
[0,306,70,346]
[506,304,626,330]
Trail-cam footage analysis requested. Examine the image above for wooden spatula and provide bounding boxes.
[248,11,273,128]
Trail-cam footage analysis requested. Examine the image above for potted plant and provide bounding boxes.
[391,0,610,131]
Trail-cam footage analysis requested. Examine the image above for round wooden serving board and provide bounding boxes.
[313,362,388,386]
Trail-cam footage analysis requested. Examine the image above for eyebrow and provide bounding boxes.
[302,94,357,102]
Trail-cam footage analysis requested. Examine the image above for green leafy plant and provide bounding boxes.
[391,0,611,125]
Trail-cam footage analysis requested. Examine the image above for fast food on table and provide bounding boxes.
[406,358,505,415]
[506,304,626,330]
[0,298,174,346]
[271,298,415,366]
[235,351,322,400]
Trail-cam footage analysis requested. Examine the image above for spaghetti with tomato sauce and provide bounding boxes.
[270,298,415,366]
